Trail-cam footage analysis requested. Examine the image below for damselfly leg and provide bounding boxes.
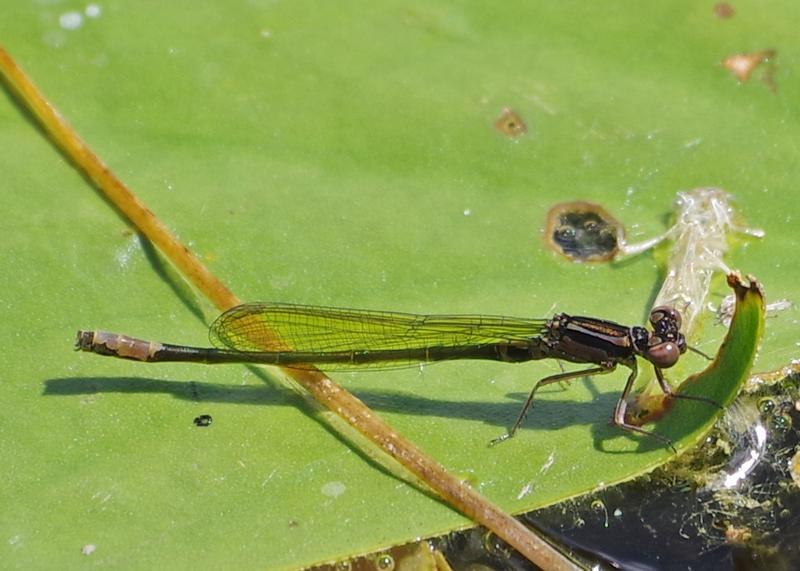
[654,367,722,410]
[490,364,616,446]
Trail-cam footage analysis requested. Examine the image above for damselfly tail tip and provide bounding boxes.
[75,330,95,352]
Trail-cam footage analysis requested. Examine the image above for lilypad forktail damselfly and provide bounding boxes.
[76,303,717,448]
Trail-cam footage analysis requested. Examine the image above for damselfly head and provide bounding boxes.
[75,330,95,352]
[644,305,687,367]
[645,332,687,369]
[649,305,682,335]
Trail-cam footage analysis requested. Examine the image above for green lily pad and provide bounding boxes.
[0,1,795,568]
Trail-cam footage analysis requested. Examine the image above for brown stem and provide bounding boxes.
[0,45,577,571]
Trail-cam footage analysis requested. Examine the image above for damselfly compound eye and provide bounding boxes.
[650,306,682,330]
[676,334,688,354]
[647,342,681,368]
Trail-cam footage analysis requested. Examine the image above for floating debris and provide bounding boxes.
[712,295,792,327]
[621,188,763,335]
[791,449,800,489]
[722,49,777,90]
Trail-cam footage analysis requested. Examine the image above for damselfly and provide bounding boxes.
[76,303,717,447]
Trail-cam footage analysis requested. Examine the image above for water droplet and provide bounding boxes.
[85,4,102,18]
[481,531,511,559]
[375,553,394,571]
[758,397,776,415]
[59,11,83,30]
[591,499,610,527]
[321,481,346,498]
[771,412,792,432]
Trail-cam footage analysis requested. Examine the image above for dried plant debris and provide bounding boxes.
[723,49,777,91]
[712,295,792,328]
[619,188,763,335]
[544,201,623,262]
[790,449,800,489]
[493,107,527,138]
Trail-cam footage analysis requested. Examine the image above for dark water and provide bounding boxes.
[438,373,800,571]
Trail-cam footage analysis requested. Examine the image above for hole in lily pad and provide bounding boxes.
[544,201,622,262]
[493,108,527,138]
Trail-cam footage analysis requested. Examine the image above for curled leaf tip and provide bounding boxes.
[627,271,765,446]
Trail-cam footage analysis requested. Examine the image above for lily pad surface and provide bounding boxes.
[0,1,796,568]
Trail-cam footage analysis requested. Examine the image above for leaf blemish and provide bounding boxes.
[722,50,777,91]
[493,107,527,138]
[713,2,735,19]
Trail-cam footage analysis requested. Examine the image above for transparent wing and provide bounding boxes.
[209,303,547,355]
